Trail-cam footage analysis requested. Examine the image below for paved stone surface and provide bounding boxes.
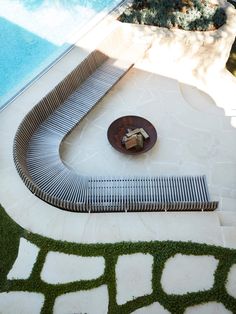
[161,254,218,294]
[55,212,223,245]
[212,163,236,189]
[41,251,105,284]
[226,264,236,298]
[131,301,171,314]
[61,67,235,180]
[7,238,39,280]
[218,212,236,226]
[53,285,108,314]
[221,197,236,212]
[0,292,44,314]
[116,253,153,305]
[184,301,232,314]
[0,19,236,246]
[221,227,236,249]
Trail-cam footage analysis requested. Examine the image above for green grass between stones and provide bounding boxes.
[0,204,236,313]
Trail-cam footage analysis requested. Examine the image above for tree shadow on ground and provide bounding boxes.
[226,0,236,76]
[227,39,236,76]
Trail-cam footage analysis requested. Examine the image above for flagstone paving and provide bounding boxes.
[160,254,219,295]
[0,292,44,314]
[1,67,236,312]
[41,252,105,284]
[1,62,236,312]
[184,302,232,314]
[226,264,236,298]
[131,301,171,314]
[2,232,236,314]
[116,253,153,305]
[53,285,109,314]
[7,238,39,280]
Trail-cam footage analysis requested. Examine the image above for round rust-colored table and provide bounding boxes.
[107,115,157,155]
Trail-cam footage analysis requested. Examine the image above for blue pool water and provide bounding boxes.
[0,0,121,109]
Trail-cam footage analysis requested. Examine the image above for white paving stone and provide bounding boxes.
[0,292,44,314]
[131,301,171,314]
[221,227,236,249]
[218,212,236,227]
[221,197,236,212]
[116,253,153,305]
[212,163,236,189]
[60,212,223,245]
[226,264,236,298]
[53,285,108,314]
[161,254,219,295]
[7,238,39,280]
[184,302,232,314]
[41,251,105,284]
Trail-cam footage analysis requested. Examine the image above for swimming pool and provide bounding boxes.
[0,0,122,110]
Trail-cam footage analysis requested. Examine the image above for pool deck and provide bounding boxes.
[1,8,236,313]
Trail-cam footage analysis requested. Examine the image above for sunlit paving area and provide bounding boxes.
[0,0,236,313]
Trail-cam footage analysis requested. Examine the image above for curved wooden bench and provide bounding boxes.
[13,50,218,212]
